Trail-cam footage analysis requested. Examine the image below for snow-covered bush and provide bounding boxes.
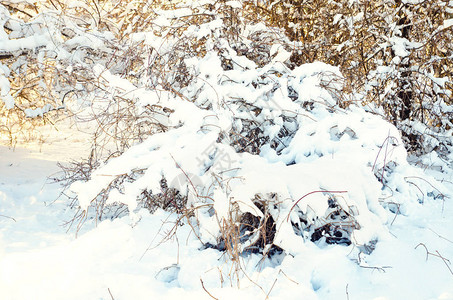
[0,0,149,145]
[2,0,451,155]
[50,1,449,275]
[250,0,453,156]
[0,0,448,285]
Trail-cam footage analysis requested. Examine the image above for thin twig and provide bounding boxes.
[287,190,348,221]
[265,278,278,299]
[380,131,391,183]
[404,179,424,203]
[415,243,453,276]
[278,269,299,285]
[200,279,219,300]
[436,250,453,276]
[404,176,445,197]
[390,204,400,226]
[415,243,431,261]
[359,265,392,272]
[372,135,391,172]
[0,214,16,222]
[428,228,453,244]
[108,288,115,300]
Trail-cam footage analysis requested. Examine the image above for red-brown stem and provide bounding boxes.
[287,190,348,222]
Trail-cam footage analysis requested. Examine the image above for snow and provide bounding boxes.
[2,142,453,300]
[24,104,54,118]
[0,63,13,109]
[1,1,453,299]
[443,19,453,29]
[0,33,50,52]
[1,92,453,300]
[226,1,242,9]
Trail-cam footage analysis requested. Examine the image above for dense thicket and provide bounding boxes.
[250,0,453,154]
[1,1,452,153]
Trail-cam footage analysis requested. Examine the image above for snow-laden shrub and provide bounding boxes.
[249,0,453,157]
[58,1,449,267]
[0,0,152,145]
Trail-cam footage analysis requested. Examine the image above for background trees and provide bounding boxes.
[250,0,453,154]
[1,0,451,155]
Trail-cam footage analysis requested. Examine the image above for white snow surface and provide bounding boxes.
[1,112,453,300]
[0,1,453,298]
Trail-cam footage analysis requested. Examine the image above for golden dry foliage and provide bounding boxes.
[0,0,161,145]
[1,0,452,152]
[246,0,453,153]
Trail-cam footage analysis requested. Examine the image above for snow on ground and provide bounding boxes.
[0,124,453,300]
[0,0,452,298]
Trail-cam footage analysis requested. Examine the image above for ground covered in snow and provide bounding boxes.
[0,1,453,299]
[0,126,453,300]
